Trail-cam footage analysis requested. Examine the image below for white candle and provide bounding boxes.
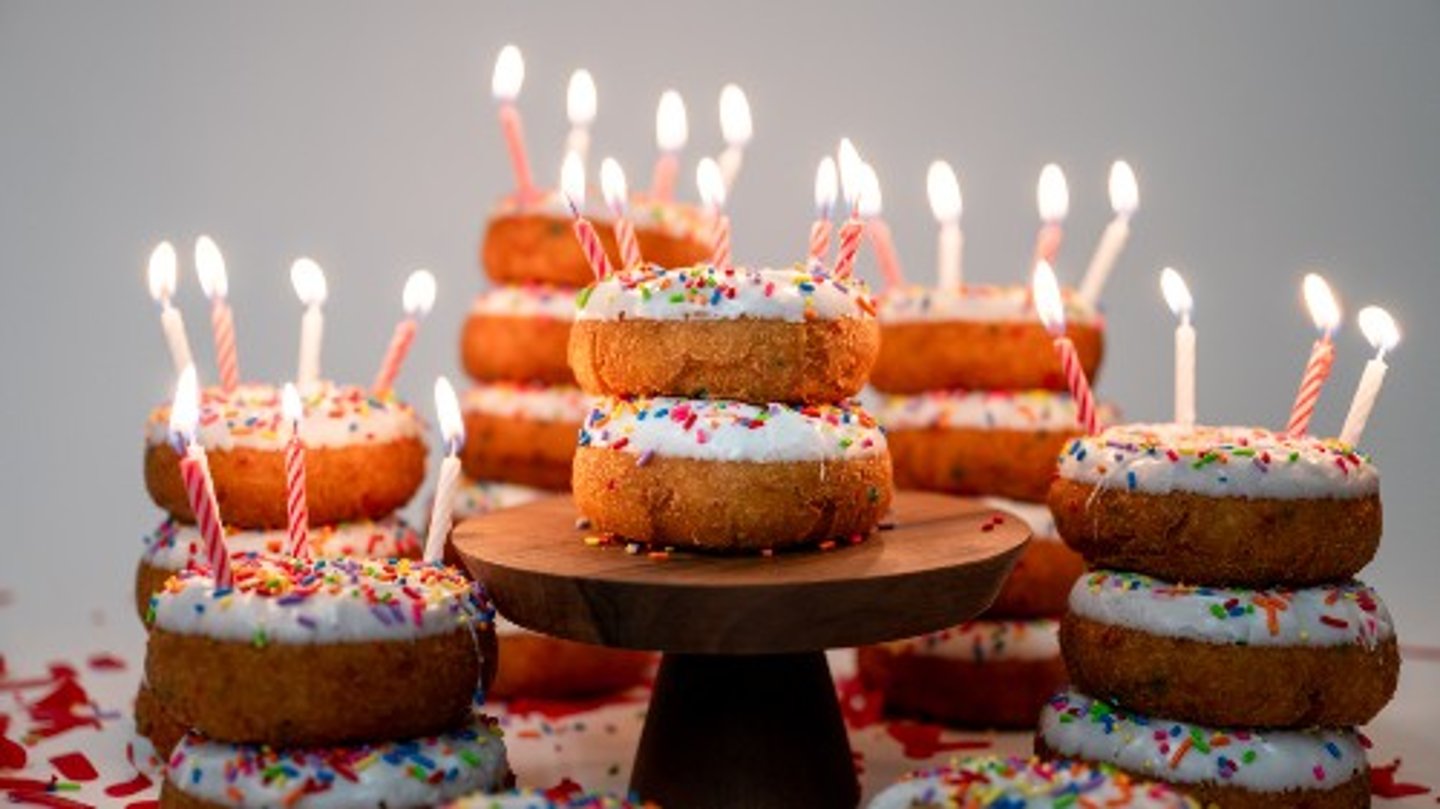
[147,241,194,374]
[290,258,327,390]
[565,69,597,173]
[424,376,466,563]
[926,160,963,290]
[1339,306,1400,447]
[717,83,752,191]
[1079,161,1139,307]
[1160,267,1196,428]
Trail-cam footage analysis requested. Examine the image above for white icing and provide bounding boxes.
[1040,689,1367,792]
[450,478,548,521]
[574,264,876,323]
[579,396,888,463]
[145,383,424,452]
[464,383,590,424]
[979,498,1058,539]
[868,756,1198,809]
[1069,570,1393,649]
[470,285,577,321]
[167,717,510,808]
[863,387,1109,432]
[446,789,641,808]
[880,284,1101,325]
[880,619,1060,663]
[1057,423,1380,499]
[141,517,421,572]
[490,190,710,239]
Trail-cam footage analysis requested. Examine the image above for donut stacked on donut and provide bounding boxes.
[1040,424,1398,807]
[866,755,1199,808]
[569,262,892,552]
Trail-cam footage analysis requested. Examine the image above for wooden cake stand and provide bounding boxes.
[452,491,1029,808]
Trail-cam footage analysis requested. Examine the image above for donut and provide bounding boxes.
[1038,689,1371,808]
[134,516,422,619]
[569,263,880,404]
[462,285,576,385]
[482,192,712,287]
[856,619,1066,728]
[872,284,1104,394]
[145,555,497,746]
[574,396,892,552]
[489,618,655,700]
[144,383,427,529]
[1049,424,1381,587]
[450,477,549,522]
[159,716,512,808]
[980,499,1085,619]
[446,789,650,808]
[867,755,1199,808]
[135,680,188,764]
[461,383,589,491]
[1061,570,1398,728]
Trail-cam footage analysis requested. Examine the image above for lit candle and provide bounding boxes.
[169,365,233,587]
[565,69,597,173]
[1160,267,1197,428]
[1033,261,1099,435]
[832,138,866,279]
[281,382,309,557]
[859,163,905,289]
[927,160,964,290]
[717,83,753,192]
[1285,273,1341,436]
[194,235,240,392]
[1338,306,1400,447]
[649,90,688,201]
[290,258,327,390]
[424,376,466,563]
[373,269,437,394]
[1078,160,1139,307]
[601,157,643,269]
[1034,163,1069,266]
[562,151,613,280]
[147,241,195,375]
[696,157,731,270]
[491,45,534,199]
[809,156,837,263]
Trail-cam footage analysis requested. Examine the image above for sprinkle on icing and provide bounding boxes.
[145,382,423,452]
[881,619,1061,663]
[449,477,547,522]
[142,517,422,572]
[470,284,578,321]
[1070,570,1393,649]
[1040,690,1367,792]
[863,388,1116,432]
[980,498,1058,539]
[1057,424,1379,499]
[446,788,651,808]
[464,383,591,424]
[574,263,877,323]
[868,755,1199,809]
[149,555,494,645]
[579,396,887,463]
[166,716,509,809]
[879,284,1101,325]
[491,189,709,239]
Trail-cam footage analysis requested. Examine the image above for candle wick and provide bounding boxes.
[565,196,580,218]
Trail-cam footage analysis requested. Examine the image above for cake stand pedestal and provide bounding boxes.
[452,491,1029,809]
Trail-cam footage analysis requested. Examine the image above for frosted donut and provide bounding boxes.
[159,716,512,809]
[979,499,1084,619]
[134,516,422,619]
[447,789,648,808]
[135,680,187,766]
[574,396,892,552]
[462,285,577,385]
[482,191,712,287]
[144,383,427,529]
[1038,689,1371,808]
[1061,570,1398,728]
[867,755,1198,808]
[461,383,590,491]
[488,616,655,700]
[856,619,1065,728]
[569,263,880,404]
[1049,424,1381,587]
[872,284,1104,394]
[145,555,498,746]
[450,477,549,522]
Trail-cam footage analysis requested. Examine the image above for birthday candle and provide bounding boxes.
[169,365,232,587]
[601,157,643,269]
[717,84,753,192]
[373,269,437,394]
[1338,306,1400,447]
[696,157,731,270]
[147,242,195,375]
[290,258,327,390]
[832,138,866,279]
[1078,160,1139,306]
[1033,262,1098,434]
[424,377,466,562]
[1160,267,1197,429]
[1034,164,1069,266]
[809,156,837,262]
[927,160,964,290]
[492,45,534,198]
[281,383,309,557]
[561,151,613,280]
[1285,273,1341,436]
[194,236,240,391]
[565,69,597,173]
[859,164,904,289]
[649,90,688,201]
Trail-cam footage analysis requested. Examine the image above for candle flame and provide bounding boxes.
[1109,160,1139,216]
[1301,272,1341,335]
[168,364,200,443]
[655,90,688,152]
[719,84,753,146]
[1037,163,1069,223]
[600,157,629,214]
[147,241,178,302]
[281,381,304,426]
[857,163,882,218]
[566,69,597,125]
[290,258,328,307]
[402,269,437,318]
[1160,267,1193,318]
[1032,261,1066,335]
[837,138,864,208]
[814,156,838,218]
[927,160,962,223]
[194,235,228,299]
[560,150,586,209]
[434,376,465,452]
[491,45,524,101]
[696,157,727,211]
[1358,306,1400,356]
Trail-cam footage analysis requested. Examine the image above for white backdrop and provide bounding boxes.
[1,1,1437,657]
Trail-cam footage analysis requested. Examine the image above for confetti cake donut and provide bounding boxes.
[462,285,577,386]
[447,788,651,808]
[159,716,512,809]
[872,285,1104,394]
[1060,570,1398,728]
[483,191,711,287]
[448,477,549,522]
[574,396,892,552]
[569,263,880,404]
[1038,689,1371,808]
[856,619,1066,729]
[145,555,498,747]
[867,755,1198,809]
[980,499,1085,619]
[144,383,427,529]
[1049,425,1381,587]
[461,383,590,491]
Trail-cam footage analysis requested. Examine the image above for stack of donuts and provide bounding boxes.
[856,283,1107,727]
[1038,423,1398,806]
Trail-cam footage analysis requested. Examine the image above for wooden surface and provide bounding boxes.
[452,490,1030,654]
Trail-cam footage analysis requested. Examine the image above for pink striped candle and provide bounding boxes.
[833,215,865,279]
[179,451,232,587]
[562,152,613,280]
[650,91,687,202]
[281,383,308,556]
[696,158,730,270]
[1033,260,1098,435]
[1285,274,1342,436]
[491,46,533,199]
[373,319,416,394]
[210,301,239,392]
[709,214,732,270]
[600,158,644,269]
[810,156,838,262]
[867,219,905,289]
[808,220,832,263]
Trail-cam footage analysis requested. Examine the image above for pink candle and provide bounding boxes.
[196,236,240,392]
[1033,261,1098,435]
[832,138,866,279]
[858,164,904,289]
[650,90,687,201]
[696,158,731,270]
[373,270,437,393]
[809,156,837,262]
[601,158,644,269]
[833,215,865,279]
[562,152,613,280]
[170,366,233,587]
[491,46,534,199]
[281,383,308,558]
[1285,273,1342,436]
[1034,163,1069,266]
